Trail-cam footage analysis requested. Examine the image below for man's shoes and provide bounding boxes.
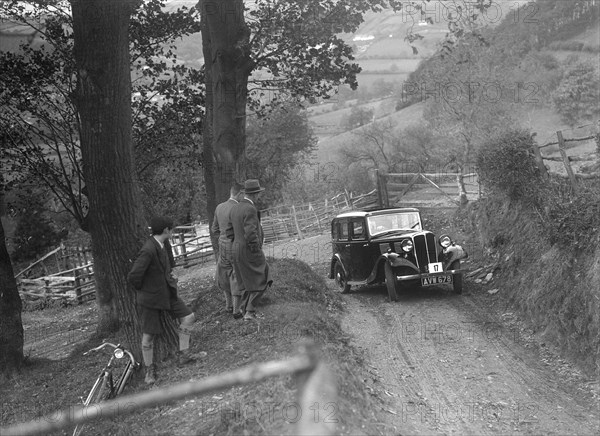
[233,311,244,320]
[177,349,207,366]
[243,311,257,321]
[144,363,157,385]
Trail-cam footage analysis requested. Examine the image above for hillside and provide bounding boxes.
[314,101,425,163]
[311,0,599,169]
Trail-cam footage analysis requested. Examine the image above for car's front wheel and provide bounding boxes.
[334,262,351,294]
[384,263,398,302]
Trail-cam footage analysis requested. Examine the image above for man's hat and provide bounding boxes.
[244,179,265,194]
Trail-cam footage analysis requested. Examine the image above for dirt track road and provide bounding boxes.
[341,286,599,435]
[266,234,599,436]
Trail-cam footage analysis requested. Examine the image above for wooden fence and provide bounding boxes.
[15,224,213,304]
[13,187,388,304]
[0,344,336,436]
[170,224,214,269]
[532,129,599,192]
[372,167,480,208]
[16,245,95,304]
[259,190,378,243]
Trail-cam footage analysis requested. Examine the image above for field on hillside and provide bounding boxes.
[358,58,420,73]
[314,102,425,162]
[308,96,398,137]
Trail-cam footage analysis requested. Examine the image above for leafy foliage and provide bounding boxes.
[245,102,318,206]
[11,189,63,262]
[552,60,600,127]
[244,0,495,114]
[476,130,543,203]
[0,0,205,230]
[545,182,600,252]
[339,106,374,130]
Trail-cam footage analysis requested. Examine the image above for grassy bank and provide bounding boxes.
[459,192,600,377]
[1,258,379,435]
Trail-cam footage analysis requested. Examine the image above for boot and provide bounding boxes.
[144,363,157,385]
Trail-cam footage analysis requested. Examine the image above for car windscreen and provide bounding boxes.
[367,212,421,235]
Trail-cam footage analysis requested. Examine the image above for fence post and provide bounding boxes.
[74,268,82,304]
[375,169,383,208]
[295,343,336,435]
[178,231,188,267]
[291,205,304,239]
[557,130,578,192]
[531,142,549,181]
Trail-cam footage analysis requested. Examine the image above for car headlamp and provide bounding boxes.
[401,239,414,252]
[439,235,452,248]
[114,348,125,359]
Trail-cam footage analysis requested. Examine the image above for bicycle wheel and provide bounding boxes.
[72,374,110,436]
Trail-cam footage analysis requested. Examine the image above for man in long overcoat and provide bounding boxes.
[211,182,244,315]
[230,179,272,320]
[127,216,202,384]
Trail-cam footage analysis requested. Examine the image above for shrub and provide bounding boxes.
[545,181,600,252]
[476,130,544,203]
[12,199,62,262]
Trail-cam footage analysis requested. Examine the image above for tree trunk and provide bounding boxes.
[201,31,217,244]
[0,217,24,376]
[70,0,177,359]
[200,0,254,211]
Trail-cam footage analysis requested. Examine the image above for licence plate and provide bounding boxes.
[421,275,453,286]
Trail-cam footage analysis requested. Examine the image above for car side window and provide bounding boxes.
[351,220,365,240]
[339,220,349,241]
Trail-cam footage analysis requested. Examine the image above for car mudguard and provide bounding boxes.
[329,253,348,279]
[366,253,419,284]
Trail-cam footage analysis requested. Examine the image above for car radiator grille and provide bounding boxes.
[413,233,438,271]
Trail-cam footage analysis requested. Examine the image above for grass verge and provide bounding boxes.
[1,257,380,435]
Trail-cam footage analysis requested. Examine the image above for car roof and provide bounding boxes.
[334,207,420,219]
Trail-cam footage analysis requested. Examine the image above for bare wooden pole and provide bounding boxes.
[1,354,317,436]
[291,205,304,239]
[531,142,549,181]
[557,130,578,192]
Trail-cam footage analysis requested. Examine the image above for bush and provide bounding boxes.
[12,201,62,262]
[476,130,544,203]
[545,181,600,252]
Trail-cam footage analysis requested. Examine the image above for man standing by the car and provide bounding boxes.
[230,179,272,320]
[211,182,244,315]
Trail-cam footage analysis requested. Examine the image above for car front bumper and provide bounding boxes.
[395,269,462,282]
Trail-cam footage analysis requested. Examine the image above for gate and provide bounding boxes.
[376,165,480,207]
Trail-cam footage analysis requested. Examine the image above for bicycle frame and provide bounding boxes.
[73,342,139,436]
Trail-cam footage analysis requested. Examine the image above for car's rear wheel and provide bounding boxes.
[451,260,463,294]
[334,262,351,294]
[384,263,398,302]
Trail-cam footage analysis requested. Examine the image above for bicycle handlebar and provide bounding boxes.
[83,342,137,364]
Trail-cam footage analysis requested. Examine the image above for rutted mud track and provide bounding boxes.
[341,283,599,435]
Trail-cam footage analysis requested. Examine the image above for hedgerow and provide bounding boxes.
[476,130,545,204]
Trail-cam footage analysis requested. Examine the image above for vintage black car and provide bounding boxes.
[328,208,467,301]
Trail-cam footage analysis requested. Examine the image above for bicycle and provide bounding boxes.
[72,342,140,436]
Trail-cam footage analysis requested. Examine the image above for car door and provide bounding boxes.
[347,218,371,281]
[332,217,349,263]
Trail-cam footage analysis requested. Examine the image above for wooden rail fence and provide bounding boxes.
[259,190,378,243]
[374,167,480,208]
[0,344,336,436]
[16,245,95,304]
[532,130,599,193]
